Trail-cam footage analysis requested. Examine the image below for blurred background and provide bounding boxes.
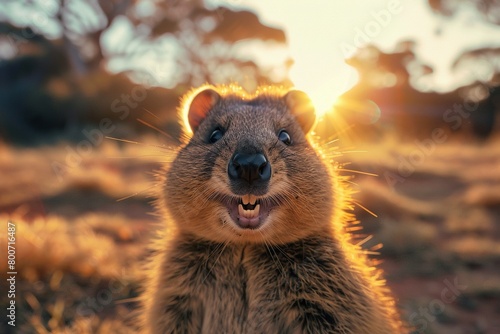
[0,0,499,333]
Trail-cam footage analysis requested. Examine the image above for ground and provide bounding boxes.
[0,134,499,333]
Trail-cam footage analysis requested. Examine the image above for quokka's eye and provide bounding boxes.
[278,129,292,145]
[209,128,224,143]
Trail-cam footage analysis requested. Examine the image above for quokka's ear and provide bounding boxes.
[187,88,220,132]
[284,90,316,134]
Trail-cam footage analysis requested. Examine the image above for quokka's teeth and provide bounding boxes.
[241,194,257,205]
[238,204,261,219]
[254,204,260,216]
[249,194,257,205]
[242,194,250,205]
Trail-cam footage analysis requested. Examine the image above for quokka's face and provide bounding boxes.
[164,86,333,244]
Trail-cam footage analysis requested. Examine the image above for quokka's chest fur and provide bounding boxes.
[150,233,385,334]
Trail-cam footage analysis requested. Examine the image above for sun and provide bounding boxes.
[291,84,346,120]
[289,65,360,119]
[308,90,342,119]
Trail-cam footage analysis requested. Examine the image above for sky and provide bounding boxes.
[3,0,500,116]
[207,0,500,114]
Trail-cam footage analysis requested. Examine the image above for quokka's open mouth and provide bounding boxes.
[238,194,260,219]
[221,194,276,230]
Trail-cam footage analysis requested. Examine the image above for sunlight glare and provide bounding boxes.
[291,68,359,119]
[333,97,382,124]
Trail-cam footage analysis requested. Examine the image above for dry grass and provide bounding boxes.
[340,136,500,333]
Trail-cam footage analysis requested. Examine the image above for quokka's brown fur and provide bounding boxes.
[140,84,404,333]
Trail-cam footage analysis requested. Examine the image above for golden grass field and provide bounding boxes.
[1,133,499,333]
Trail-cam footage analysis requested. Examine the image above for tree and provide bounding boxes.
[0,0,289,144]
[325,42,499,142]
[428,0,500,25]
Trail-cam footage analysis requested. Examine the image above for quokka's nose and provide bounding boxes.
[228,153,271,184]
